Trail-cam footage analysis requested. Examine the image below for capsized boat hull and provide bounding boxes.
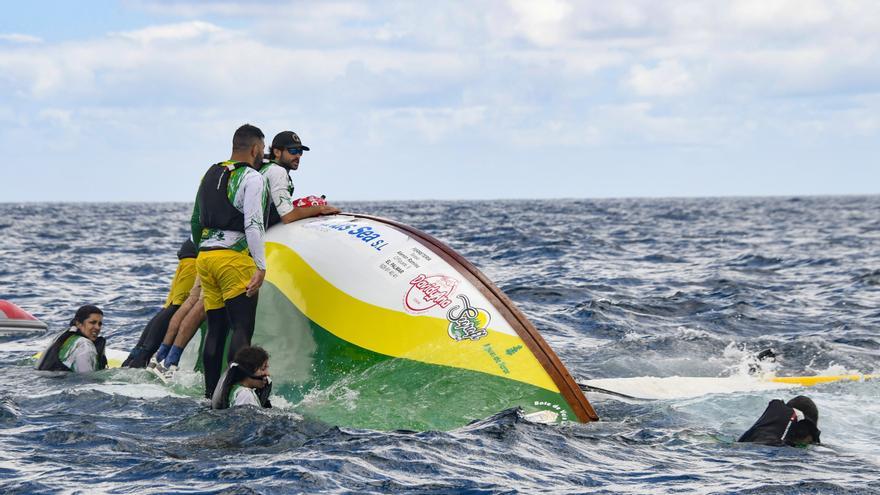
[253,214,597,430]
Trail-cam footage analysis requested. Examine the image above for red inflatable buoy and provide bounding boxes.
[0,300,48,334]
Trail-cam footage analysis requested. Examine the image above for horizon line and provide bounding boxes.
[1,192,879,205]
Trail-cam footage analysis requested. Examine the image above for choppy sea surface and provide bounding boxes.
[1,197,879,494]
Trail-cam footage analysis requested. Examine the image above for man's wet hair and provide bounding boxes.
[232,346,269,376]
[787,395,818,424]
[232,124,265,152]
[70,305,103,327]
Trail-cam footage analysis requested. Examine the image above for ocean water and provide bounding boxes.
[1,196,878,494]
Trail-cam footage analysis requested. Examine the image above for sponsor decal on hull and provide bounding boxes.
[533,400,569,422]
[305,220,390,252]
[446,294,491,342]
[379,248,434,280]
[404,274,457,312]
[482,343,510,374]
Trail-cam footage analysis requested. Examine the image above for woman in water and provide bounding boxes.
[211,346,272,409]
[36,305,108,372]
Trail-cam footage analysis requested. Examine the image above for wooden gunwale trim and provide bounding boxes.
[351,213,599,422]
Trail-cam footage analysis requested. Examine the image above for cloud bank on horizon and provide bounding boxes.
[0,0,878,201]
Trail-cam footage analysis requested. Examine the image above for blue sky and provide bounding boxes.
[1,0,878,201]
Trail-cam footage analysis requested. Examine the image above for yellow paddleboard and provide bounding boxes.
[766,374,877,387]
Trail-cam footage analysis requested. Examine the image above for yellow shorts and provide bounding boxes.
[164,258,197,307]
[196,249,256,311]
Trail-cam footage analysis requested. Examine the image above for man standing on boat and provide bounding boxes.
[260,130,339,226]
[190,123,269,398]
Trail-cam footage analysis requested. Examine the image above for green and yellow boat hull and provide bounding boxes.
[253,214,598,431]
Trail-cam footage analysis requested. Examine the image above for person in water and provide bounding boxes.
[191,124,268,399]
[738,395,821,447]
[123,239,198,368]
[211,346,272,409]
[36,305,108,372]
[259,130,339,227]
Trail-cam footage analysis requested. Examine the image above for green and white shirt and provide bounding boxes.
[59,334,98,373]
[191,162,268,270]
[230,384,261,407]
[260,161,295,218]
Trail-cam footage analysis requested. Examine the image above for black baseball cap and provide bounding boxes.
[271,131,310,151]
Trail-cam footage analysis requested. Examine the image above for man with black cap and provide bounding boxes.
[259,130,339,227]
[738,395,821,447]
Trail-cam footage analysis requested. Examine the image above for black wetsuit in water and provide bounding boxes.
[738,399,821,446]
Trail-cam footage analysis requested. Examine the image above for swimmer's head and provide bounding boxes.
[232,346,270,388]
[786,395,818,425]
[71,305,103,341]
[786,395,820,446]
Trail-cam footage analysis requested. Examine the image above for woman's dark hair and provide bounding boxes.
[70,305,103,327]
[232,346,269,376]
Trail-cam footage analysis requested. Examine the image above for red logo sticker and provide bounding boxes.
[404,274,457,312]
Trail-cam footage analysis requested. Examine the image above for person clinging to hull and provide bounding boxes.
[36,305,108,372]
[191,124,269,399]
[123,238,198,368]
[260,130,339,226]
[211,345,272,409]
[154,275,205,372]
